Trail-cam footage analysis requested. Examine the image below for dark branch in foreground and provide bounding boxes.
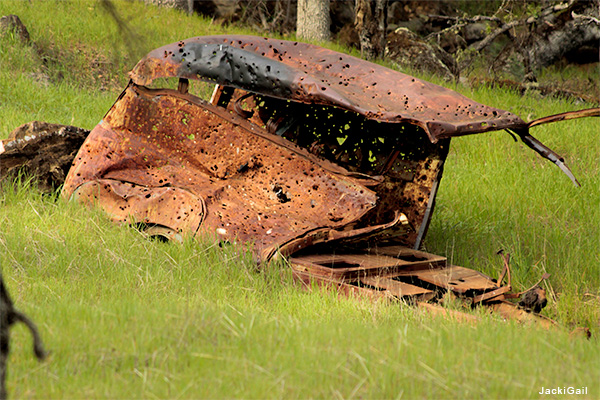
[1,276,47,400]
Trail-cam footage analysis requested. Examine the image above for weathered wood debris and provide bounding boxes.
[0,121,89,192]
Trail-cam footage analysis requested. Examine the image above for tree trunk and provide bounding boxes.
[297,0,330,42]
[354,0,388,60]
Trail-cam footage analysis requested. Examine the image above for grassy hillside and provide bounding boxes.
[1,1,599,398]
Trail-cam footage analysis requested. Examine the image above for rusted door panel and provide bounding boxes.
[292,268,435,303]
[291,256,554,325]
[290,246,446,277]
[290,251,445,281]
[64,84,383,260]
[289,246,495,292]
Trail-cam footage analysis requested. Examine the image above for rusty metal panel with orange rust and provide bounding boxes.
[126,35,598,185]
[289,245,504,307]
[209,86,449,248]
[60,35,599,324]
[64,85,392,261]
[62,34,599,261]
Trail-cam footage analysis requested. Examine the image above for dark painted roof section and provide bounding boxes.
[129,35,527,142]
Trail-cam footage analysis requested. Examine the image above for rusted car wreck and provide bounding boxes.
[61,35,599,323]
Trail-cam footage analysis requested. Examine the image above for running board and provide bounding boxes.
[290,246,556,327]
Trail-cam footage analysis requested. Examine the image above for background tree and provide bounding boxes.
[354,0,388,60]
[296,0,330,42]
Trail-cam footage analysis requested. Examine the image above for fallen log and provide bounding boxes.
[0,121,89,193]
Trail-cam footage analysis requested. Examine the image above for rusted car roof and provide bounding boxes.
[129,35,527,142]
[128,35,599,187]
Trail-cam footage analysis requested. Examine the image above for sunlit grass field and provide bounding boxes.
[1,1,598,398]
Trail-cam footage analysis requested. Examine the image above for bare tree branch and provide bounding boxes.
[470,0,577,53]
[572,10,600,26]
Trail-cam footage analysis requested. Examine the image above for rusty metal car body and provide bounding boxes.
[61,36,598,320]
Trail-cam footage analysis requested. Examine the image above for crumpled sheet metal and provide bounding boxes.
[63,35,598,262]
[210,86,450,249]
[129,35,527,143]
[63,85,393,261]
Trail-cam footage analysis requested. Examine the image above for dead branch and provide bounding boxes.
[428,14,502,25]
[1,276,46,400]
[469,20,520,52]
[470,0,577,52]
[428,0,579,56]
[425,22,469,43]
[572,10,600,26]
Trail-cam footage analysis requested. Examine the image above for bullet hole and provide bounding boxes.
[237,162,249,173]
[272,184,290,203]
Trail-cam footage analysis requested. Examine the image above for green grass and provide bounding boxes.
[425,87,600,328]
[1,1,599,398]
[2,178,599,398]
